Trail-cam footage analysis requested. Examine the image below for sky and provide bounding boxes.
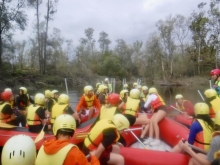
[14,0,210,49]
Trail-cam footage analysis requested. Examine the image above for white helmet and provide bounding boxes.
[4,88,12,92]
[105,78,109,82]
[1,135,36,165]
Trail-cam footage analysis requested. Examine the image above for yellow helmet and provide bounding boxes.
[130,89,140,99]
[58,94,69,104]
[133,82,137,88]
[44,90,51,98]
[194,102,209,116]
[34,93,45,105]
[112,114,130,131]
[4,88,12,92]
[96,83,101,88]
[101,85,108,93]
[142,86,148,91]
[19,87,27,94]
[214,111,220,126]
[84,85,93,94]
[148,87,158,94]
[53,114,76,135]
[1,135,36,165]
[120,90,129,99]
[204,89,217,98]
[123,84,129,89]
[175,94,183,99]
[51,90,59,98]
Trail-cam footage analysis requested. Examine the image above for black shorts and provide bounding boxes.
[123,114,136,126]
[154,105,167,113]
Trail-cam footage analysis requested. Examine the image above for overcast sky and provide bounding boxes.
[14,0,210,49]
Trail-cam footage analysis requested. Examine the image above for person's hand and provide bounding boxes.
[178,140,192,153]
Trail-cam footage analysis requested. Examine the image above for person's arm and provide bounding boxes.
[207,138,220,162]
[35,107,47,124]
[75,96,85,112]
[188,121,202,145]
[179,140,211,165]
[29,95,34,104]
[2,104,16,121]
[144,94,156,108]
[64,147,100,165]
[65,106,81,124]
[93,95,101,110]
[47,100,53,112]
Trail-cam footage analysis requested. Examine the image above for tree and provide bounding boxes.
[0,0,27,70]
[98,31,111,54]
[15,40,26,69]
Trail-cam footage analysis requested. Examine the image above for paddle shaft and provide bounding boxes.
[130,130,147,150]
[170,105,190,117]
[209,80,212,89]
[188,143,207,154]
[65,78,69,95]
[197,90,205,101]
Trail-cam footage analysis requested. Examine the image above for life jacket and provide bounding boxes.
[150,94,166,111]
[209,97,220,118]
[35,144,77,165]
[27,105,42,125]
[193,119,212,151]
[176,100,189,111]
[51,103,68,123]
[124,97,140,116]
[0,102,12,123]
[140,92,147,101]
[17,94,30,108]
[99,105,117,120]
[84,94,95,109]
[98,93,108,105]
[84,119,120,150]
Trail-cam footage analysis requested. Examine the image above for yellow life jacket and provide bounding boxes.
[99,105,117,120]
[84,119,120,150]
[193,119,212,151]
[124,97,140,116]
[176,100,188,111]
[84,94,94,108]
[27,105,42,125]
[140,92,147,101]
[51,103,68,123]
[210,97,220,118]
[0,102,11,123]
[35,143,77,165]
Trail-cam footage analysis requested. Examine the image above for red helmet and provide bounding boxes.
[1,91,13,101]
[108,93,120,106]
[210,69,220,76]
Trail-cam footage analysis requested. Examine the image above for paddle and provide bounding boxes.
[0,123,18,128]
[75,128,143,140]
[34,123,47,143]
[188,143,207,154]
[170,105,191,118]
[209,79,212,89]
[64,78,69,95]
[130,130,147,150]
[197,90,205,101]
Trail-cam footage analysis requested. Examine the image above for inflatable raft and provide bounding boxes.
[174,114,193,128]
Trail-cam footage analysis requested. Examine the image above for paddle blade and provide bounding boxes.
[0,123,17,128]
[75,132,88,140]
[34,130,45,143]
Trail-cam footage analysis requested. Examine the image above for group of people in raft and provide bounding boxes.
[0,68,220,165]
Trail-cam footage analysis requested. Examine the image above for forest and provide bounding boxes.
[0,0,220,87]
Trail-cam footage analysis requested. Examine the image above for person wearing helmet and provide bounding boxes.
[36,114,100,165]
[0,91,26,126]
[120,89,149,127]
[15,87,34,115]
[94,82,101,97]
[123,84,130,91]
[98,85,109,105]
[51,89,59,103]
[76,86,101,122]
[1,134,36,165]
[3,88,15,109]
[210,69,220,97]
[83,114,129,165]
[46,89,58,115]
[169,94,194,116]
[119,89,129,104]
[44,90,51,116]
[27,93,48,133]
[178,110,220,165]
[140,86,148,102]
[51,94,80,127]
[104,78,112,93]
[204,89,220,119]
[171,103,214,153]
[142,87,167,146]
[133,82,138,89]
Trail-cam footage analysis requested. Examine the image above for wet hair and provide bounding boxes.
[196,114,214,131]
[56,128,74,139]
[211,158,220,165]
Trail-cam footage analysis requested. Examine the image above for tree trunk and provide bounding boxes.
[0,33,2,71]
[36,0,42,74]
[43,0,50,74]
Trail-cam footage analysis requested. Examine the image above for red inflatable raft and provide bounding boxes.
[174,114,193,128]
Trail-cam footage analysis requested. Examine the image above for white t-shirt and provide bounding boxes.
[144,94,158,108]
